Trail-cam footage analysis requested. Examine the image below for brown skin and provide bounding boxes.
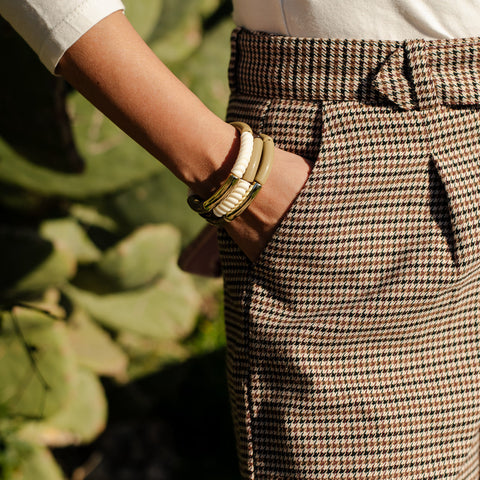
[57,11,312,261]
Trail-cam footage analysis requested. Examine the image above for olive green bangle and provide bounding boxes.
[242,136,263,183]
[255,134,274,184]
[229,121,253,135]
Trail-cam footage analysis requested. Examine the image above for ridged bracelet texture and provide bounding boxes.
[187,122,274,225]
[187,122,253,215]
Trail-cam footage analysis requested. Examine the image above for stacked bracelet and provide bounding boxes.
[187,122,274,226]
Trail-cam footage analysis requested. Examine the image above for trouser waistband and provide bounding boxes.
[228,28,480,110]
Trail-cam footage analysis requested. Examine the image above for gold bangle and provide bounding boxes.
[187,173,240,214]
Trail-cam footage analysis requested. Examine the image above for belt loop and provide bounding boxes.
[372,45,416,110]
[404,39,441,110]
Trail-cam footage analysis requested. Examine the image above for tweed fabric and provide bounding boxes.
[219,28,480,479]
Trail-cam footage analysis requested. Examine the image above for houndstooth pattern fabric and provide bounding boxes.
[218,28,480,479]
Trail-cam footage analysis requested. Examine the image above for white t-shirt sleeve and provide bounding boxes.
[0,0,125,73]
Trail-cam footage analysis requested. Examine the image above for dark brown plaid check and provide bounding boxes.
[219,28,480,479]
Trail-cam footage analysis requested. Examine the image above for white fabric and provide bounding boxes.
[2,0,480,75]
[232,0,480,40]
[0,0,124,73]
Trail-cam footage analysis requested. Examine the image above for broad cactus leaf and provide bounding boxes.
[123,0,163,40]
[63,265,201,341]
[118,331,189,380]
[0,228,76,298]
[174,16,234,118]
[19,369,107,447]
[149,11,203,66]
[0,308,77,420]
[40,218,102,264]
[97,224,181,290]
[148,0,226,67]
[66,309,128,378]
[0,103,162,198]
[148,0,221,41]
[69,204,119,232]
[21,289,66,320]
[0,18,83,174]
[148,0,197,38]
[0,182,54,219]
[0,428,31,479]
[93,170,204,244]
[11,444,65,480]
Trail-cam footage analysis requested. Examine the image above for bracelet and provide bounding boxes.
[224,134,274,222]
[254,134,274,185]
[187,174,239,214]
[229,122,254,178]
[242,136,264,183]
[187,122,274,226]
[187,122,254,215]
[213,136,264,217]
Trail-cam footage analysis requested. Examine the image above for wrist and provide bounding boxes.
[186,123,241,199]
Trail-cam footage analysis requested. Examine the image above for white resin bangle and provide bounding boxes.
[231,131,254,178]
[225,182,261,221]
[213,179,251,217]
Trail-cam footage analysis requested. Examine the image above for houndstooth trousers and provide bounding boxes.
[218,28,480,479]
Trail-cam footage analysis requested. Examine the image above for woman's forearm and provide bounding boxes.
[57,11,239,198]
[57,10,312,261]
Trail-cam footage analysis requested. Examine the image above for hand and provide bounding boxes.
[225,147,313,262]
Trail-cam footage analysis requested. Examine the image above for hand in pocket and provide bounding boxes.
[225,147,313,262]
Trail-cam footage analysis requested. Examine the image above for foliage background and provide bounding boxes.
[0,0,240,478]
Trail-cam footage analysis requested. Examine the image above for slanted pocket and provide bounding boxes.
[428,108,480,271]
[251,101,459,305]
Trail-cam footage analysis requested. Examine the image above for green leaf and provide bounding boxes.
[92,170,204,245]
[118,331,189,380]
[123,0,163,40]
[0,98,161,199]
[64,266,201,341]
[0,429,32,479]
[97,224,181,290]
[149,12,203,66]
[69,204,119,232]
[0,228,76,297]
[0,309,77,421]
[12,444,65,480]
[173,16,234,118]
[147,0,221,43]
[20,288,66,320]
[19,369,107,447]
[40,218,102,264]
[66,309,128,378]
[0,18,83,174]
